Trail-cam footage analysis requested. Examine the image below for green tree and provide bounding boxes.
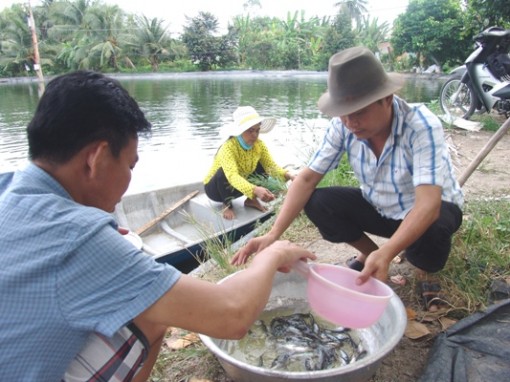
[464,0,510,30]
[231,14,252,67]
[462,0,510,40]
[181,12,236,71]
[232,12,328,70]
[276,11,307,69]
[391,0,469,69]
[240,17,282,69]
[318,9,355,70]
[216,24,238,69]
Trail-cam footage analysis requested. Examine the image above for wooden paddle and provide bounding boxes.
[135,190,200,235]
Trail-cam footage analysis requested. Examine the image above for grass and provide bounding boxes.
[424,97,504,132]
[319,155,359,188]
[247,173,288,194]
[182,211,239,280]
[439,198,510,315]
[469,113,505,132]
[151,342,221,382]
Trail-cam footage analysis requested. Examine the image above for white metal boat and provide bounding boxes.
[113,181,273,273]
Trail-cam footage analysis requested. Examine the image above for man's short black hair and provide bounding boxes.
[27,71,152,163]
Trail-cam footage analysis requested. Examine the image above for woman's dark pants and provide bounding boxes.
[204,163,266,208]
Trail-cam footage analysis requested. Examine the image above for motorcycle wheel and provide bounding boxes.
[439,78,477,120]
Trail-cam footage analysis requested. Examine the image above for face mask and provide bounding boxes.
[236,135,253,150]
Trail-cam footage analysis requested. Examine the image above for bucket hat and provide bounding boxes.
[318,46,405,117]
[224,106,276,136]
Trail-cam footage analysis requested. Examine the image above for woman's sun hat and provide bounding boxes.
[224,106,276,137]
[318,46,405,117]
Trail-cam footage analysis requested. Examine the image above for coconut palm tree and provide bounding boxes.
[48,0,92,42]
[83,4,126,70]
[131,15,171,71]
[335,0,368,27]
[243,0,261,11]
[355,16,390,53]
[0,4,34,76]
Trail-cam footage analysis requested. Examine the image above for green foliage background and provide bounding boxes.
[0,0,509,77]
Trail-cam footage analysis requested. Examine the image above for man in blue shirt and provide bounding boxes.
[0,71,315,381]
[232,47,463,311]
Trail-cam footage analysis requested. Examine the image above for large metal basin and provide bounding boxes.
[200,270,406,382]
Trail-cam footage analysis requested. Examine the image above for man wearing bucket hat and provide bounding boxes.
[232,47,464,311]
[204,106,295,220]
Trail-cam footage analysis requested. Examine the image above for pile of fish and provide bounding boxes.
[227,312,367,372]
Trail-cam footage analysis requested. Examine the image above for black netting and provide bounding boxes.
[419,299,510,382]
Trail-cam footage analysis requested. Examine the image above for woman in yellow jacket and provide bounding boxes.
[204,106,295,220]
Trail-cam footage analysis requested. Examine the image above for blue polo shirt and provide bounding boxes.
[0,164,181,381]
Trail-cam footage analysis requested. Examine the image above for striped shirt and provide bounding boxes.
[308,97,464,220]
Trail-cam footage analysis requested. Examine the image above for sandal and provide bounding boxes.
[346,256,365,272]
[416,281,448,311]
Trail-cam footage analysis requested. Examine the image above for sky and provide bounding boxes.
[2,0,409,35]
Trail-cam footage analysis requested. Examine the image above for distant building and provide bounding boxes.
[378,42,392,55]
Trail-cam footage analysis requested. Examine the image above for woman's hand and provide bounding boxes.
[253,186,275,203]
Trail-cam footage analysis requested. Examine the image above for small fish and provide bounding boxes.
[238,312,368,372]
[270,353,291,370]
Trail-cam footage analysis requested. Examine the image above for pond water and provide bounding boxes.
[0,71,446,194]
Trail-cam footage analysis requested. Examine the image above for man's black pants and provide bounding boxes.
[303,187,463,272]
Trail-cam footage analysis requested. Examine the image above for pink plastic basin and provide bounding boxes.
[293,261,393,328]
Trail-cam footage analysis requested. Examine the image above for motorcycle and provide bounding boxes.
[439,26,510,121]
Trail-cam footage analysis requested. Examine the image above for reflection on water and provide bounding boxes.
[0,72,445,193]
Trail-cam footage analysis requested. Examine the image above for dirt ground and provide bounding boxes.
[161,126,510,382]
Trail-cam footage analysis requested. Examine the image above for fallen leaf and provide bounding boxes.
[420,314,437,323]
[166,332,200,350]
[439,316,457,331]
[390,274,406,286]
[405,320,431,339]
[421,305,450,321]
[406,307,417,320]
[189,379,213,382]
[392,255,404,264]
